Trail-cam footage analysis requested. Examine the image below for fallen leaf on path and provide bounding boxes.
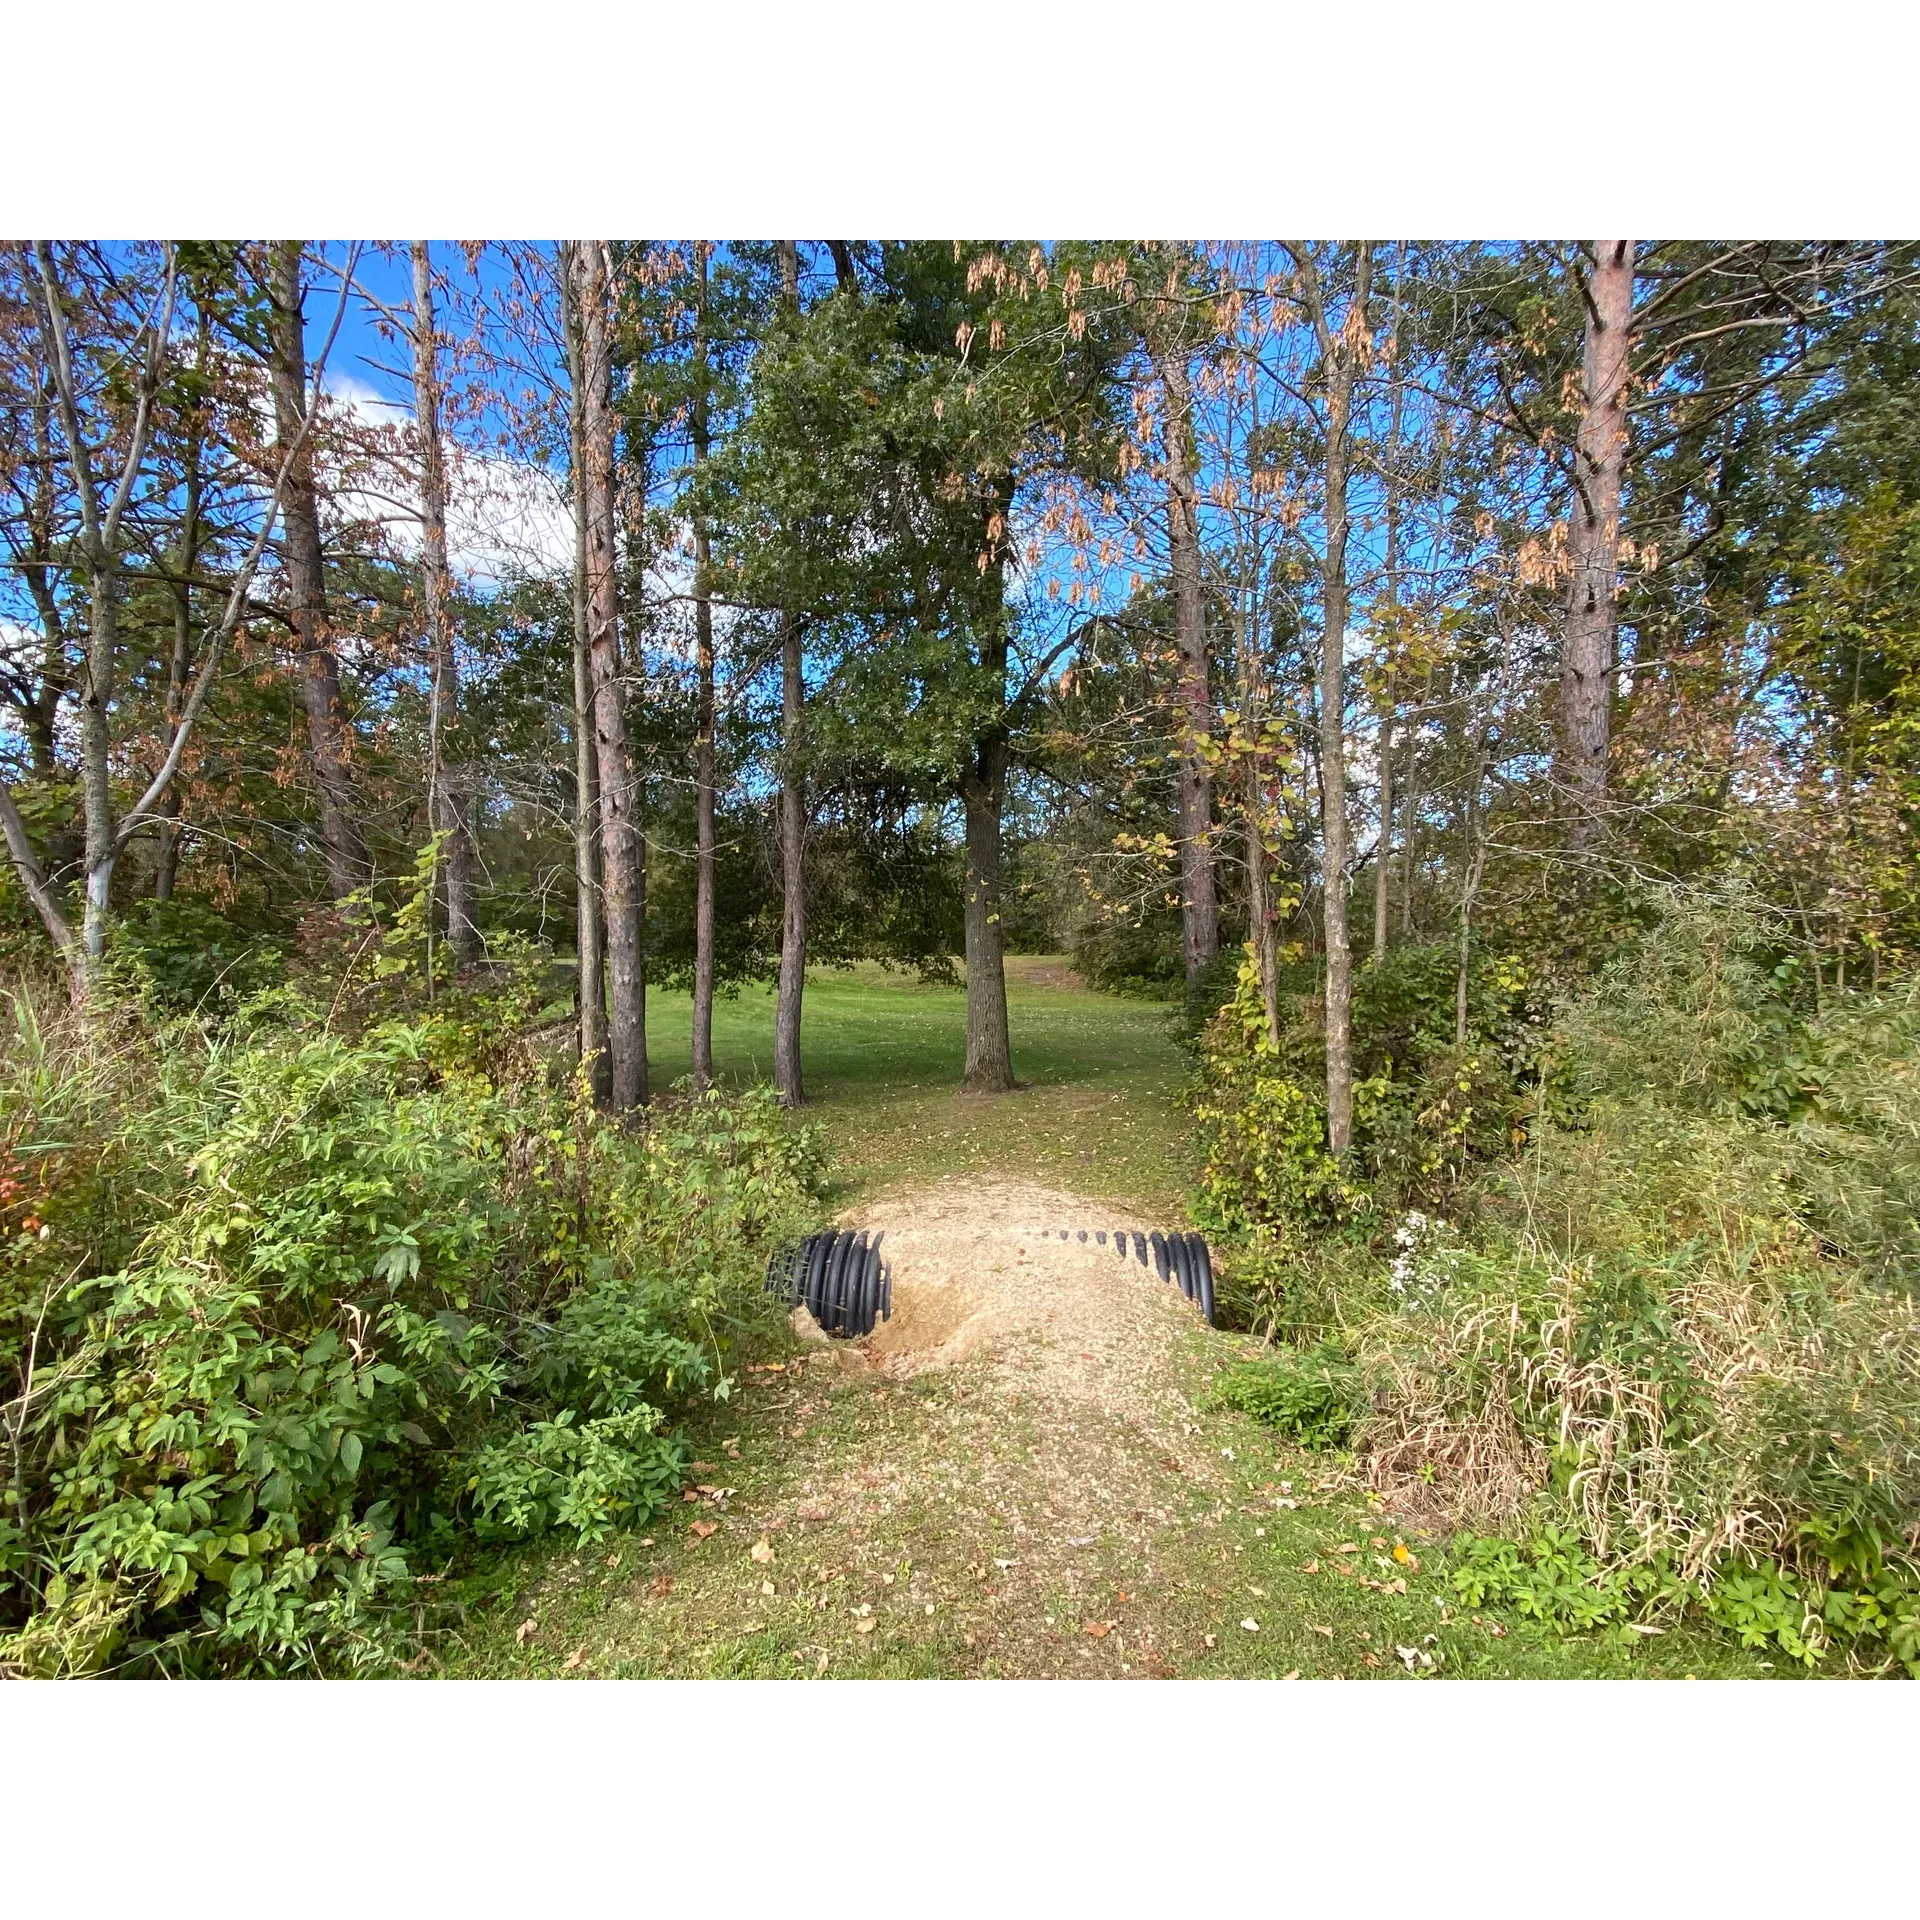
[1281,1670,1301,1681]
[1335,1543,1361,1555]
[750,1539,775,1565]
[761,1580,776,1597]
[564,1648,586,1672]
[690,1519,717,1540]
[1363,1652,1380,1667]
[1202,1634,1218,1650]
[1084,1621,1113,1638]
[514,1618,538,1645]
[1301,1561,1320,1574]
[648,1574,674,1598]
[1311,1624,1333,1637]
[855,1617,876,1634]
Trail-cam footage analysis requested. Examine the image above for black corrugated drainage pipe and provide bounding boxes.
[766,1229,893,1337]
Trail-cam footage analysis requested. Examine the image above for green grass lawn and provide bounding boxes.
[642,955,1197,1213]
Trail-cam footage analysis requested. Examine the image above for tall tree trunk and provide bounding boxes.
[24,242,176,980]
[560,255,602,1098]
[690,242,717,1090]
[772,240,808,1107]
[1292,242,1372,1156]
[1373,247,1406,964]
[18,380,70,788]
[960,729,1014,1092]
[570,239,647,1110]
[156,310,210,903]
[269,241,365,902]
[561,250,609,1095]
[411,242,479,966]
[1558,240,1635,850]
[1237,603,1282,1047]
[1154,345,1218,992]
[1400,661,1433,938]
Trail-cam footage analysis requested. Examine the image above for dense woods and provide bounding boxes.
[3,239,1917,1676]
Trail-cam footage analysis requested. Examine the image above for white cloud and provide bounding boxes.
[321,371,576,587]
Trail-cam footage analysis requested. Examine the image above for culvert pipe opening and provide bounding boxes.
[767,1228,893,1338]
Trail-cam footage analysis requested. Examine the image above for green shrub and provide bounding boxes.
[1209,1341,1361,1448]
[1189,942,1550,1242]
[465,1404,684,1544]
[0,989,818,1677]
[107,897,285,1015]
[1070,917,1182,1000]
[1193,894,1920,1677]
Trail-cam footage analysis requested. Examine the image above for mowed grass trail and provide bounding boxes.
[643,955,1196,1213]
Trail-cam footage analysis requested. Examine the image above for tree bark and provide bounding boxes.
[1237,603,1283,1047]
[1373,251,1406,964]
[960,730,1014,1092]
[570,239,647,1109]
[411,242,479,966]
[1154,345,1218,992]
[1400,660,1433,939]
[772,240,808,1107]
[26,241,177,979]
[690,242,717,1089]
[269,241,366,903]
[559,249,609,1094]
[15,380,70,789]
[155,310,210,903]
[1291,242,1372,1157]
[1558,240,1635,850]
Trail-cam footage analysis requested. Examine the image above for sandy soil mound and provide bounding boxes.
[834,1178,1205,1421]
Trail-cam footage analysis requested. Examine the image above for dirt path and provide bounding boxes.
[449,1177,1755,1679]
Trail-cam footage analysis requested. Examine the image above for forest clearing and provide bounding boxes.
[12,9,1920,1913]
[3,238,1916,1685]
